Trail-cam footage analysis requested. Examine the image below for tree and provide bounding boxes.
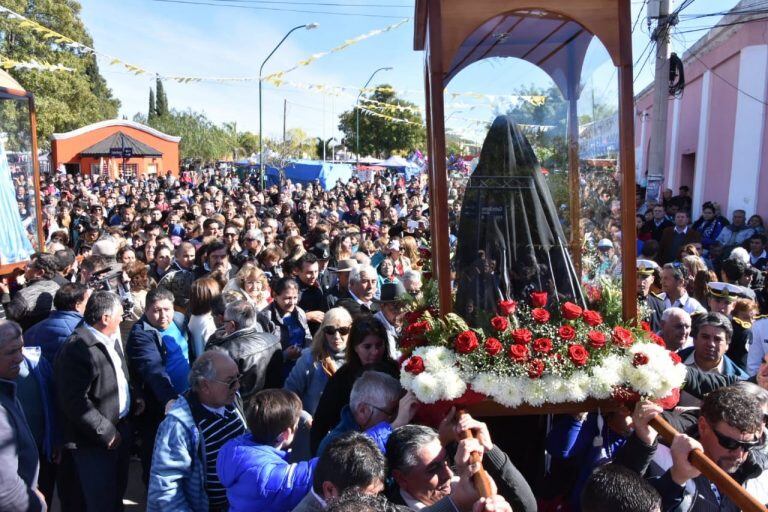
[0,0,120,147]
[315,137,334,160]
[155,76,169,117]
[135,109,230,165]
[337,84,425,158]
[238,131,259,157]
[148,88,156,122]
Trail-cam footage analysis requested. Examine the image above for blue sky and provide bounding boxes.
[79,0,740,146]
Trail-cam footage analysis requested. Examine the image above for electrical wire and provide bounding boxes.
[633,41,655,84]
[208,0,411,6]
[150,0,408,18]
[677,29,768,106]
[675,14,768,34]
[632,0,647,33]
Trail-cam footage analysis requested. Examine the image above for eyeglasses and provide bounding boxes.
[366,402,397,420]
[210,374,241,391]
[225,232,238,237]
[323,325,351,336]
[712,428,763,452]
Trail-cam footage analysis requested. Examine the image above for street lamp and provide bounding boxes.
[356,66,392,168]
[259,22,318,190]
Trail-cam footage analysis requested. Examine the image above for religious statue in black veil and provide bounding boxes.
[454,115,584,322]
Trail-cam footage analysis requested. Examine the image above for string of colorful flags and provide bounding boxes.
[0,55,74,72]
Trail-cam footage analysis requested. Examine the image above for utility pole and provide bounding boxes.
[282,99,287,146]
[646,0,671,203]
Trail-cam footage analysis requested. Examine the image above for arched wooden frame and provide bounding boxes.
[0,85,45,275]
[415,0,638,320]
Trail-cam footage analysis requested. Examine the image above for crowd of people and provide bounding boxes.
[2,166,768,512]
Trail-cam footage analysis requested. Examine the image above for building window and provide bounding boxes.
[119,163,138,178]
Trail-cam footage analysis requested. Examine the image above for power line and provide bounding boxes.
[632,0,647,33]
[683,35,768,106]
[633,40,655,84]
[150,0,408,18]
[208,0,411,7]
[675,14,768,34]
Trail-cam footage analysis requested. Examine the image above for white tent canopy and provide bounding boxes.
[380,156,411,168]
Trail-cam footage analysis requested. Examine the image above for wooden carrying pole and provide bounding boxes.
[457,411,494,497]
[649,416,767,512]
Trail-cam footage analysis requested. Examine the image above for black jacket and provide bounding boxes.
[256,303,312,351]
[54,325,133,448]
[336,296,378,318]
[205,327,283,398]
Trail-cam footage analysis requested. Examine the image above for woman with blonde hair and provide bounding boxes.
[400,235,422,271]
[284,307,352,460]
[224,262,270,310]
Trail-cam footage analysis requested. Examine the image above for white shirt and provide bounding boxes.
[349,289,371,308]
[86,325,131,419]
[751,250,767,265]
[659,292,706,315]
[747,317,768,376]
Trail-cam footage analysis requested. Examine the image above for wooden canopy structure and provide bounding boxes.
[415,0,638,319]
[0,69,44,275]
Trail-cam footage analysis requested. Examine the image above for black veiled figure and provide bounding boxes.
[454,115,584,323]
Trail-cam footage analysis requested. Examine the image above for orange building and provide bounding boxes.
[51,119,181,178]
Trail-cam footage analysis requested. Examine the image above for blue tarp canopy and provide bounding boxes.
[233,159,354,190]
[263,160,353,190]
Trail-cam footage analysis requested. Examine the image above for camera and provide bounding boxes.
[88,265,135,318]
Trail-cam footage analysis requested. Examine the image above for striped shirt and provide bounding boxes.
[198,405,246,507]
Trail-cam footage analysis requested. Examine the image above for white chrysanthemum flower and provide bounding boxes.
[542,375,570,404]
[442,370,468,400]
[623,343,686,398]
[400,366,415,391]
[411,372,443,403]
[419,346,456,371]
[567,371,591,402]
[493,378,525,408]
[523,378,549,406]
[471,372,497,396]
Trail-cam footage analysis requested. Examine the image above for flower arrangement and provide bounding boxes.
[399,291,686,409]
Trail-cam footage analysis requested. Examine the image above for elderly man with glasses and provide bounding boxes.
[147,350,247,512]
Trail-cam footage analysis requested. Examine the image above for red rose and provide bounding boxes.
[405,310,425,324]
[649,333,666,347]
[611,326,635,348]
[406,321,429,337]
[531,308,551,323]
[558,325,576,341]
[508,343,530,363]
[418,247,432,259]
[640,321,652,332]
[561,302,583,320]
[455,331,479,354]
[404,356,425,375]
[532,337,553,354]
[485,337,503,356]
[498,300,518,316]
[511,328,533,345]
[531,291,548,308]
[587,330,606,349]
[423,271,433,281]
[568,344,589,366]
[669,352,682,364]
[582,310,603,327]
[527,358,545,379]
[490,316,509,332]
[633,352,649,367]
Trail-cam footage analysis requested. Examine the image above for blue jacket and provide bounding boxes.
[677,347,749,380]
[126,312,191,413]
[546,413,627,511]
[316,405,393,457]
[21,348,58,461]
[217,434,318,512]
[283,349,332,416]
[24,310,82,364]
[147,393,246,512]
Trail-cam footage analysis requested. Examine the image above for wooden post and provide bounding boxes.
[618,0,638,322]
[426,0,453,314]
[457,410,494,497]
[567,93,582,278]
[28,95,45,252]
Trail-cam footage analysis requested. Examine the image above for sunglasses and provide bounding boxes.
[225,232,238,237]
[323,325,351,336]
[210,373,241,391]
[712,428,764,452]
